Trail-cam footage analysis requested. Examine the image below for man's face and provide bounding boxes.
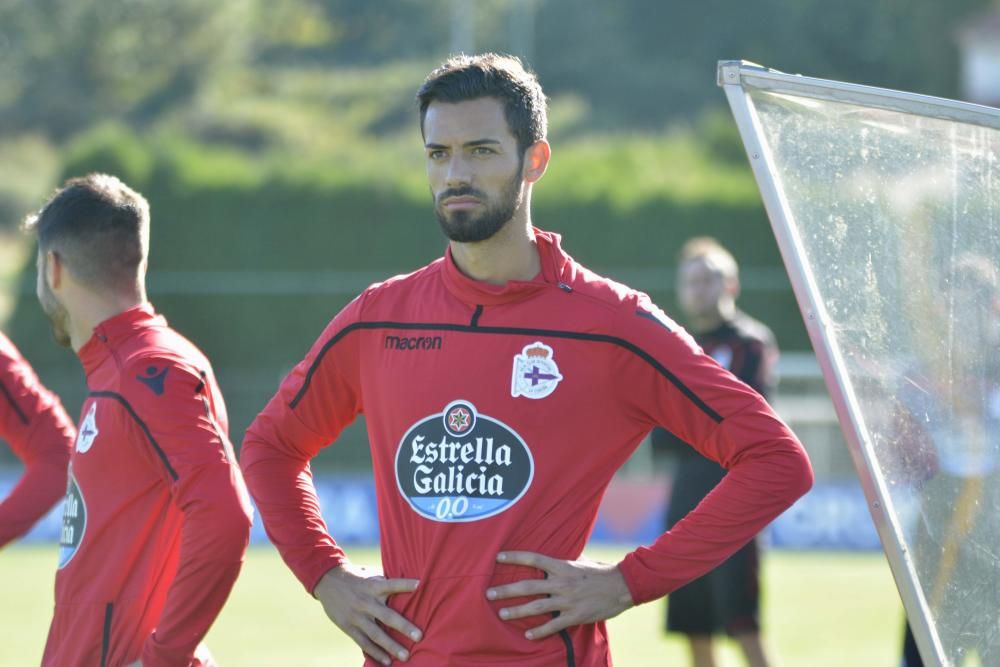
[677,256,728,321]
[423,97,525,243]
[36,250,71,348]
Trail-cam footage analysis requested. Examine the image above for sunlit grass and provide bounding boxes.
[1,545,903,666]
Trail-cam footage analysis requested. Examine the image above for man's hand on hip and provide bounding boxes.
[315,562,422,665]
[486,551,634,640]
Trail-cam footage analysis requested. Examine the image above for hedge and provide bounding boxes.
[7,125,806,468]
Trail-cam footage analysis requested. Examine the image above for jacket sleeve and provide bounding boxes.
[124,358,253,667]
[240,293,366,594]
[0,335,74,548]
[614,295,813,604]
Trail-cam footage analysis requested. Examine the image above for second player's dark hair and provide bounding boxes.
[24,173,150,290]
[416,53,548,154]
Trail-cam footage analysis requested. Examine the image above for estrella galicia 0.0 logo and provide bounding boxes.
[395,400,534,522]
[58,471,87,569]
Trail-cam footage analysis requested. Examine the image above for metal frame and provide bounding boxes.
[717,60,966,666]
[719,60,1000,130]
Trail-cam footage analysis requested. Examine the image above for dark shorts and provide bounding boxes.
[664,457,761,636]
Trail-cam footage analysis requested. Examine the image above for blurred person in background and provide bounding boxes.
[241,54,812,667]
[0,331,74,549]
[25,174,254,667]
[892,252,1000,666]
[651,237,781,667]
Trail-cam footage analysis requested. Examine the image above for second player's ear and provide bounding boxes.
[522,140,551,184]
[46,250,63,290]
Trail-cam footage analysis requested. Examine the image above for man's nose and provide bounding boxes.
[445,155,472,188]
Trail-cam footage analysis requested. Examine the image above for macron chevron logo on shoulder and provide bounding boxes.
[137,365,169,396]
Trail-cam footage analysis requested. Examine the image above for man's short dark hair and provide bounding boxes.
[24,173,149,289]
[416,53,547,154]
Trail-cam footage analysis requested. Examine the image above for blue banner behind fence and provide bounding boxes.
[1,470,885,551]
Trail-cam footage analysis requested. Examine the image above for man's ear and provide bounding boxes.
[725,276,741,301]
[46,250,63,290]
[522,140,551,184]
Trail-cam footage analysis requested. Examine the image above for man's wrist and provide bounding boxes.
[311,559,350,598]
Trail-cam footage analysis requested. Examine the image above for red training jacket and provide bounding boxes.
[242,229,813,667]
[0,332,74,548]
[43,305,253,667]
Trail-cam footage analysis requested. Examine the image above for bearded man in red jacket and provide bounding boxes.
[242,53,813,667]
[26,173,253,667]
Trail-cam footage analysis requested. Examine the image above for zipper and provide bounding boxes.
[470,304,484,327]
[556,625,576,666]
[543,572,576,667]
[100,602,113,667]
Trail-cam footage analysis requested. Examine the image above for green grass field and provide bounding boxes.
[0,545,904,666]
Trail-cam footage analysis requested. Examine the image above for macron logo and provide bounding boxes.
[384,335,443,351]
[136,365,169,396]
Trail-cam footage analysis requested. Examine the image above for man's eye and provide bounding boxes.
[429,150,446,160]
[472,146,495,155]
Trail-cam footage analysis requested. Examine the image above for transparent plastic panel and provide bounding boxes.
[747,87,1000,666]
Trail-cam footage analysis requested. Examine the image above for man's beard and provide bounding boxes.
[39,282,71,348]
[433,168,524,243]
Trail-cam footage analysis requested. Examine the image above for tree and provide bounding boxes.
[0,0,252,140]
[532,0,995,127]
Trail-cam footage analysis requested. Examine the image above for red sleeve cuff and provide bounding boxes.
[617,548,678,605]
[141,638,193,667]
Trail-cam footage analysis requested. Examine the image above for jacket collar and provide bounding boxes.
[78,303,164,376]
[441,227,573,306]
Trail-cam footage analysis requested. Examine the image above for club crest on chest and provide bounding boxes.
[511,341,563,400]
[75,402,99,454]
